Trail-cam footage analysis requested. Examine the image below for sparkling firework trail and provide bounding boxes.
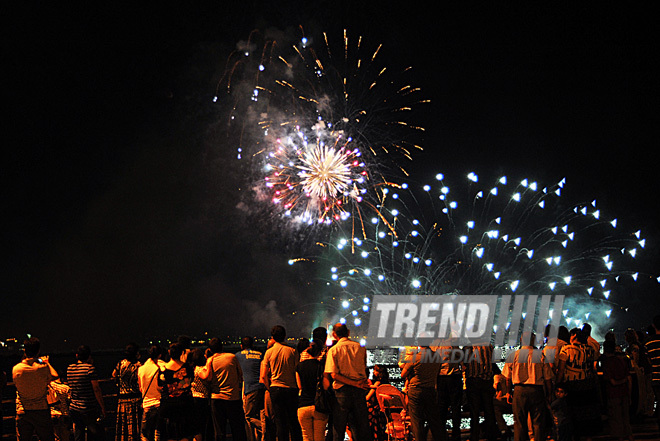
[214,27,427,228]
[263,121,367,224]
[316,172,655,330]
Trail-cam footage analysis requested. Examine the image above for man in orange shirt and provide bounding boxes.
[200,338,247,441]
[261,325,302,441]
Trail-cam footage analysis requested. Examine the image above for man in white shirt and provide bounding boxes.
[137,345,165,441]
[324,323,369,441]
[13,337,59,441]
[199,337,247,441]
[502,332,554,441]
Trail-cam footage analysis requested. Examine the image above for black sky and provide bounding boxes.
[4,3,659,351]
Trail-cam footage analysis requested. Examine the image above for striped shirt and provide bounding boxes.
[67,362,99,412]
[644,333,660,384]
[557,343,588,382]
[463,345,494,381]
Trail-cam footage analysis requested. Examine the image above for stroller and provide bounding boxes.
[375,384,410,441]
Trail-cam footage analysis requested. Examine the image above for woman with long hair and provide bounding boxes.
[189,348,211,441]
[158,342,195,441]
[366,365,389,441]
[113,343,142,441]
[296,327,330,441]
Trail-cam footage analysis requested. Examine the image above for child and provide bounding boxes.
[493,372,513,439]
[550,384,573,441]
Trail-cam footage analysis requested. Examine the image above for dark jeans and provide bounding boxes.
[465,377,498,441]
[555,422,573,441]
[493,397,512,433]
[653,385,660,429]
[512,385,547,441]
[70,408,106,441]
[268,387,302,441]
[407,386,446,441]
[16,410,55,441]
[437,375,463,441]
[140,406,159,441]
[332,386,369,441]
[192,398,213,441]
[243,389,265,441]
[211,399,247,441]
[261,390,276,441]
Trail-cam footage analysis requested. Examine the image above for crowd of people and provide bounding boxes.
[5,315,660,441]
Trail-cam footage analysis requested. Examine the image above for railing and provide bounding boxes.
[1,378,119,440]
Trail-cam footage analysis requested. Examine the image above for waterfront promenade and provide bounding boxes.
[2,377,659,440]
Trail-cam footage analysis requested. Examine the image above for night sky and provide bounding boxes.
[4,3,659,351]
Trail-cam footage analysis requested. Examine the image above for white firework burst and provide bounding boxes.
[317,172,655,330]
[299,143,356,203]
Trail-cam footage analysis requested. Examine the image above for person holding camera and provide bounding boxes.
[13,337,59,441]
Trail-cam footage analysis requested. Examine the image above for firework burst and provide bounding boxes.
[214,27,427,228]
[263,120,368,224]
[318,172,655,330]
[299,143,355,202]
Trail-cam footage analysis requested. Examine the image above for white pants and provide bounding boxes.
[297,405,328,441]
